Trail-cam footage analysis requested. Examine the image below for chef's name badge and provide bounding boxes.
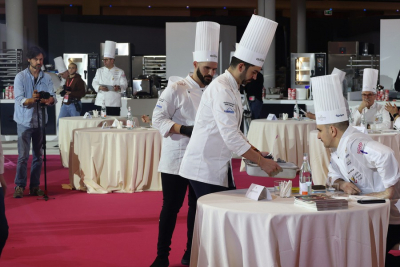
[246,183,272,201]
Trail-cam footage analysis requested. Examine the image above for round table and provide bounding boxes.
[309,129,400,185]
[241,119,316,171]
[190,189,390,267]
[58,116,137,167]
[71,127,161,194]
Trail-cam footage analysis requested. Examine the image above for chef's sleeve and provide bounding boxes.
[92,69,101,92]
[381,108,391,129]
[152,85,178,137]
[119,71,128,93]
[394,118,400,130]
[362,140,400,188]
[212,87,251,156]
[45,76,57,106]
[327,158,345,184]
[352,106,362,126]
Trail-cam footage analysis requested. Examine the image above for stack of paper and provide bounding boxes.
[294,194,348,211]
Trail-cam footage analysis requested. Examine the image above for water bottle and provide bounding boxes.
[126,106,133,129]
[293,100,300,120]
[101,100,107,118]
[299,153,312,195]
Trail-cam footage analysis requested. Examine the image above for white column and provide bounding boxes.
[258,0,276,89]
[5,0,24,50]
[290,0,306,53]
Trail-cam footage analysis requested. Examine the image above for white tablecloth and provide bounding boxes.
[191,189,390,267]
[241,119,316,171]
[58,116,137,167]
[71,127,161,193]
[309,130,400,185]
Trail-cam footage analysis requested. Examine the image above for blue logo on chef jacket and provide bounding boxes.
[156,104,162,109]
[224,108,235,114]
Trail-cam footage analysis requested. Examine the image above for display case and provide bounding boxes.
[143,55,167,88]
[0,49,23,90]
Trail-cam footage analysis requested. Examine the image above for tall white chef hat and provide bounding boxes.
[312,74,348,125]
[233,15,278,67]
[331,68,346,83]
[104,40,117,58]
[362,68,378,93]
[193,21,220,63]
[54,56,67,73]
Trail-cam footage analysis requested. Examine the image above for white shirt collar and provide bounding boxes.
[224,69,239,91]
[337,126,358,154]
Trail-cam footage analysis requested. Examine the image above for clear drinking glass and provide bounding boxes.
[274,180,284,196]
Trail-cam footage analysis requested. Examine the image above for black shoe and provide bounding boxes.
[181,250,190,266]
[150,256,169,267]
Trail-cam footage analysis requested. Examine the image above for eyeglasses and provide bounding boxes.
[102,59,113,62]
[362,93,375,97]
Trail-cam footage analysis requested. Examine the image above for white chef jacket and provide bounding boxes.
[152,75,205,174]
[394,118,400,130]
[328,126,400,224]
[92,66,128,107]
[179,70,251,187]
[351,102,391,129]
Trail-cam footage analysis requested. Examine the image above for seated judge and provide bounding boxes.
[385,102,400,130]
[351,68,391,129]
[312,74,400,267]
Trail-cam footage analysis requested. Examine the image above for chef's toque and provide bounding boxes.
[54,56,67,73]
[362,68,379,93]
[233,15,278,67]
[193,22,220,63]
[331,68,346,83]
[104,40,117,59]
[312,74,348,125]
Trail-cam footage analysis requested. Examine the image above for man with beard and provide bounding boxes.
[13,46,56,198]
[150,21,220,267]
[179,15,282,199]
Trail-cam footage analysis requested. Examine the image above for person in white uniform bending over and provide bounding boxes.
[92,40,127,116]
[351,68,390,129]
[312,74,400,267]
[150,22,220,267]
[179,15,282,199]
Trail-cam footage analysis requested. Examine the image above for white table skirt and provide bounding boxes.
[59,116,138,168]
[71,127,161,193]
[191,189,390,267]
[241,119,316,171]
[309,130,400,185]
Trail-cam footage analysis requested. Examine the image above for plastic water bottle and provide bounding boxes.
[127,106,133,129]
[299,153,312,195]
[101,100,107,118]
[293,100,300,120]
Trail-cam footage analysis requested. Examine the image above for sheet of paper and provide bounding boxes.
[266,114,277,121]
[83,112,92,119]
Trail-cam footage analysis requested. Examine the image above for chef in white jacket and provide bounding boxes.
[92,40,127,116]
[352,68,391,129]
[312,74,400,267]
[150,22,220,267]
[179,15,282,198]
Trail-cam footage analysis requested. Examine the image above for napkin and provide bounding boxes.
[92,110,99,118]
[117,120,123,129]
[111,119,119,127]
[279,181,292,197]
[283,113,288,120]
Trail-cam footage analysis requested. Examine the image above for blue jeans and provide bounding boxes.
[249,98,263,119]
[57,101,82,128]
[15,124,43,188]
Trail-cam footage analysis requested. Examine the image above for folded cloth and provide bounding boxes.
[111,119,119,127]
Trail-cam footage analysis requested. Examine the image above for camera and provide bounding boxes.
[37,91,51,102]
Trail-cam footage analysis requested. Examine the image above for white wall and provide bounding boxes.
[166,22,236,79]
[380,19,400,90]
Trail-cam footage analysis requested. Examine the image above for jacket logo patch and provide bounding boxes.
[156,104,162,108]
[224,108,234,114]
[357,142,364,154]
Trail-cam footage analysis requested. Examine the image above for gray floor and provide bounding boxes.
[2,140,60,155]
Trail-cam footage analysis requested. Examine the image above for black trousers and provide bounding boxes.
[0,188,8,257]
[386,224,400,267]
[156,173,197,258]
[95,106,121,116]
[189,164,235,200]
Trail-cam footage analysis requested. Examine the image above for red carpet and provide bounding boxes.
[1,156,398,266]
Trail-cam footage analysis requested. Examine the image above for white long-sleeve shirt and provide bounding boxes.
[152,75,204,174]
[92,66,127,107]
[351,102,391,129]
[328,126,400,224]
[179,70,251,187]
